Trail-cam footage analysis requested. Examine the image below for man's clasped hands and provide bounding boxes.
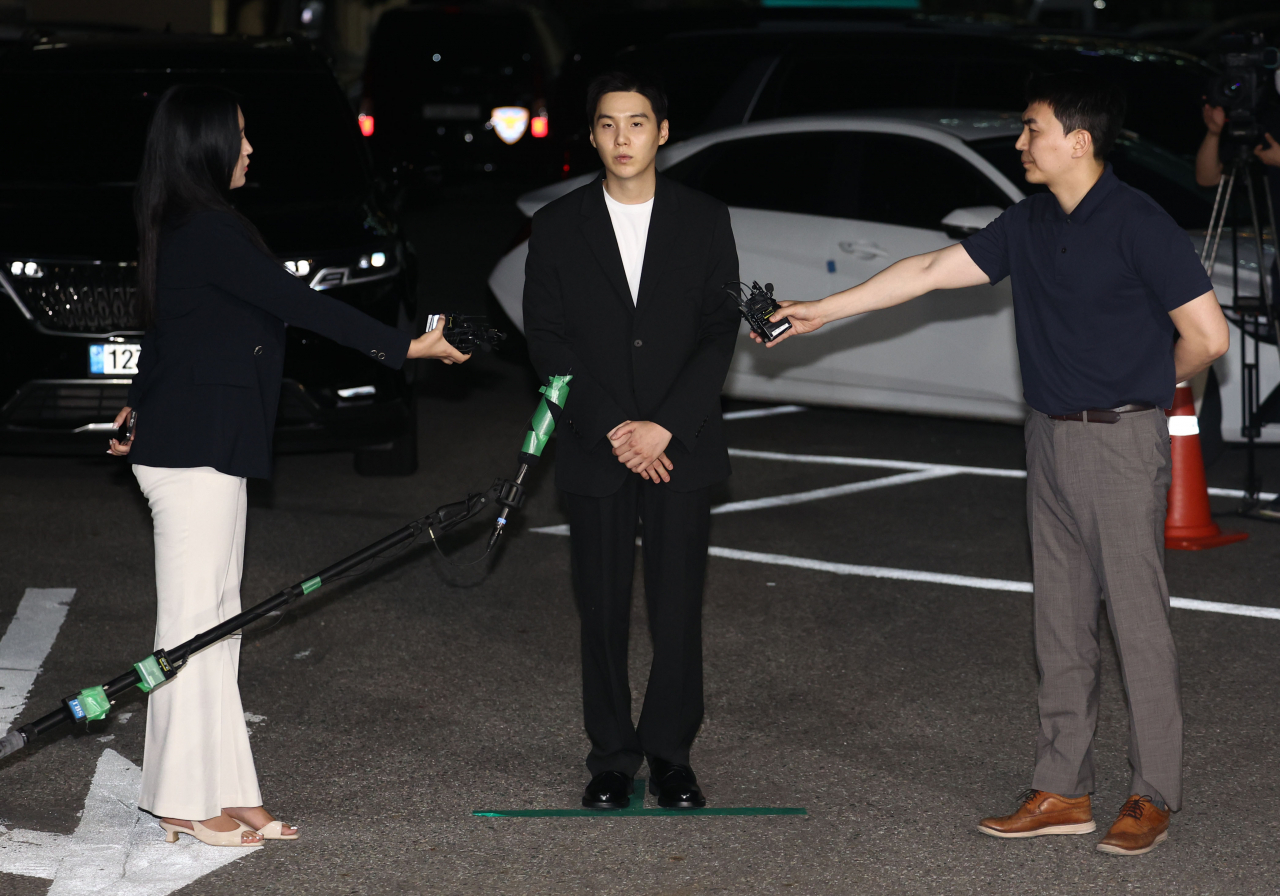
[607,420,675,483]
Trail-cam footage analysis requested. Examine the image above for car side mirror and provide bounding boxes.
[941,206,1004,240]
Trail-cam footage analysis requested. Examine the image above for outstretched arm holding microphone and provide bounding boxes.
[756,72,1228,855]
[753,234,1225,386]
[750,241,989,343]
[108,324,467,457]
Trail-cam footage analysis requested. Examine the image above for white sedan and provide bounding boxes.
[489,111,1277,443]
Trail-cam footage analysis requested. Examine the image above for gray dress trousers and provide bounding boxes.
[1024,408,1182,810]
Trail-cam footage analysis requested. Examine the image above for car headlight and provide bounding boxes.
[9,260,45,278]
[490,106,530,145]
[283,259,313,277]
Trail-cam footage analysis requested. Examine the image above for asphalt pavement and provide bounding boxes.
[2,183,1279,896]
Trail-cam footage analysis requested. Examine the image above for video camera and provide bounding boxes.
[725,280,792,342]
[427,313,506,354]
[1208,31,1280,155]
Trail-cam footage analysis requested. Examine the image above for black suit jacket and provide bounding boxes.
[523,175,740,496]
[126,210,410,479]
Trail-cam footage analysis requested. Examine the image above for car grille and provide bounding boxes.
[10,263,143,334]
[2,381,131,427]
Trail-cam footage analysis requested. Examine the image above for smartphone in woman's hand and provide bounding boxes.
[116,409,137,444]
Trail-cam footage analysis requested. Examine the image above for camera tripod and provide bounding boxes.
[1201,150,1280,520]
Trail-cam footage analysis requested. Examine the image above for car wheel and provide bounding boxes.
[354,400,419,476]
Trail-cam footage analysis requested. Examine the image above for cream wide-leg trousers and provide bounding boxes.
[133,464,262,820]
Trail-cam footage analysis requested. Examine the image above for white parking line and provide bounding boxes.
[708,546,1280,621]
[710,468,958,514]
[707,545,1033,593]
[527,528,1280,622]
[1169,596,1280,620]
[728,447,1280,500]
[1206,486,1280,502]
[728,447,1027,478]
[528,471,953,525]
[723,405,808,421]
[530,446,1280,621]
[0,588,75,732]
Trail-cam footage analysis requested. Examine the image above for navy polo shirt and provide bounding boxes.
[962,164,1213,416]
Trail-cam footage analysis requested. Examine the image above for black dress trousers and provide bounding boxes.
[564,477,712,777]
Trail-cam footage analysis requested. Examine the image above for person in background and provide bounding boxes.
[1196,95,1280,300]
[109,84,468,847]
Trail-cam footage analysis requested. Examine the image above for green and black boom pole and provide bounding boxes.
[486,373,572,550]
[0,374,571,763]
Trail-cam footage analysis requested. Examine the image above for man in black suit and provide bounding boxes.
[523,72,740,810]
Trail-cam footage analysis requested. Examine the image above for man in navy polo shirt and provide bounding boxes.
[756,71,1230,855]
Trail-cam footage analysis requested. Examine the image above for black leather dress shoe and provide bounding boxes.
[648,759,707,809]
[582,770,634,810]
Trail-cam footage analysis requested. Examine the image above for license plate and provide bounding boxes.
[89,343,141,376]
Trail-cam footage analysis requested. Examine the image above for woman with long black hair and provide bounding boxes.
[108,84,467,847]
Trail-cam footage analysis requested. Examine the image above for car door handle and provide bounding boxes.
[838,240,888,260]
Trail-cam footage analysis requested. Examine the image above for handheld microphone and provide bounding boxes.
[726,280,791,342]
[426,313,506,354]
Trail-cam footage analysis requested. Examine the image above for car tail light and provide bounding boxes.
[358,113,375,137]
[531,116,548,138]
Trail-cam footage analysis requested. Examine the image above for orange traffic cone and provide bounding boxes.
[1165,381,1247,551]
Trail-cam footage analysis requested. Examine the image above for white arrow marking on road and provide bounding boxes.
[0,748,260,895]
[1,588,75,731]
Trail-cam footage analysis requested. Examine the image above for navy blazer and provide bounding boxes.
[126,210,410,479]
[523,175,740,496]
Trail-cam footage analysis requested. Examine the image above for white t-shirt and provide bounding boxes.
[602,184,653,305]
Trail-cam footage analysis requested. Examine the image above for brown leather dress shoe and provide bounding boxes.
[978,789,1096,838]
[1096,795,1170,855]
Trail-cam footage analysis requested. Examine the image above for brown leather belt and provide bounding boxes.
[1048,403,1156,424]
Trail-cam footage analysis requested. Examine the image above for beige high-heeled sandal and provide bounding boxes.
[159,820,262,847]
[254,820,299,840]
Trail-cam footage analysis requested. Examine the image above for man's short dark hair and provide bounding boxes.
[585,71,668,126]
[1025,71,1127,159]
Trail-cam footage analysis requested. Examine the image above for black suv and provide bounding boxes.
[0,33,421,474]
